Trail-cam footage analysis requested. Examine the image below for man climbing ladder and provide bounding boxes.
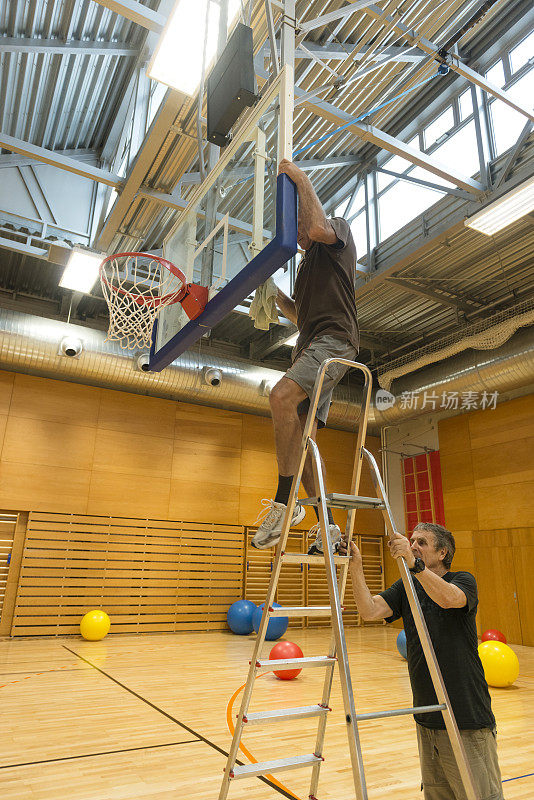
[251,158,360,555]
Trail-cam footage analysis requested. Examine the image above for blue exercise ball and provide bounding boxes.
[252,602,288,641]
[397,629,407,660]
[227,599,257,635]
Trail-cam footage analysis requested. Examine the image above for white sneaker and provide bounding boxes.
[307,522,342,555]
[251,499,306,549]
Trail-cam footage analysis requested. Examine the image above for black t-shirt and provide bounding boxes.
[379,572,495,730]
[292,217,359,357]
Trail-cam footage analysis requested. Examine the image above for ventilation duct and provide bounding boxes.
[376,325,534,424]
[0,311,532,431]
[0,311,362,431]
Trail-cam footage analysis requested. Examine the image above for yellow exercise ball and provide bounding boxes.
[80,609,111,641]
[478,641,519,687]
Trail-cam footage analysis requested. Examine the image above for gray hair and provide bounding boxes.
[413,522,455,569]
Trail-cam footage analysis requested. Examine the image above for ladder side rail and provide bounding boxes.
[335,362,374,607]
[219,516,305,797]
[362,447,480,800]
[309,439,368,800]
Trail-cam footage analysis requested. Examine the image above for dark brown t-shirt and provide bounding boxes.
[292,217,359,356]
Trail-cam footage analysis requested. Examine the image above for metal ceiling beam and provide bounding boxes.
[366,3,534,123]
[0,134,124,188]
[0,148,97,169]
[179,154,362,186]
[0,37,139,56]
[137,186,271,238]
[386,277,479,312]
[0,236,48,258]
[292,42,425,62]
[298,0,376,34]
[377,168,472,200]
[91,0,165,33]
[298,90,484,194]
[494,120,533,189]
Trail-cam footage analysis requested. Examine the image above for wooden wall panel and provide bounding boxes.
[9,373,98,425]
[438,394,534,645]
[2,416,97,470]
[12,513,244,636]
[0,512,27,635]
[513,532,534,646]
[473,537,522,645]
[0,369,381,527]
[0,369,387,637]
[0,462,91,513]
[87,472,172,518]
[94,429,174,478]
[97,389,176,438]
[0,370,14,414]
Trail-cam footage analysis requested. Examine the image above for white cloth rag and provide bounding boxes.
[248,276,279,330]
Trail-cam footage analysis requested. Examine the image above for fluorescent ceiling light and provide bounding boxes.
[147,0,241,95]
[465,175,534,235]
[59,249,102,294]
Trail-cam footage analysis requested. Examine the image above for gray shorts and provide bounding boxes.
[285,335,358,427]
[416,724,504,800]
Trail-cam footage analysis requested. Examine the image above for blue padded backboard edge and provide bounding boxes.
[149,173,297,371]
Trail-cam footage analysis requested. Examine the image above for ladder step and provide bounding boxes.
[256,655,336,669]
[243,704,330,724]
[299,493,385,510]
[281,552,350,566]
[270,606,332,617]
[354,703,446,721]
[230,753,323,779]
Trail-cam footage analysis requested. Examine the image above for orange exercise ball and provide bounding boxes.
[478,641,519,688]
[269,640,303,680]
[80,609,111,641]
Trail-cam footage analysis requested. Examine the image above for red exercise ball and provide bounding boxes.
[269,640,304,680]
[481,629,507,644]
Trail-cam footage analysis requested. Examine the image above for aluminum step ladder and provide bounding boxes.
[219,358,480,800]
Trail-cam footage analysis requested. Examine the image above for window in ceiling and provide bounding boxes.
[458,89,473,121]
[335,182,365,219]
[377,153,413,192]
[350,209,368,258]
[378,180,443,242]
[485,60,506,88]
[510,30,534,73]
[488,68,534,156]
[432,120,480,178]
[424,107,454,149]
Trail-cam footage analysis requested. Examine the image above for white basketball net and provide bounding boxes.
[100,253,185,350]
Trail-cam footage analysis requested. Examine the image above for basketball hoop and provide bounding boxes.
[99,252,208,351]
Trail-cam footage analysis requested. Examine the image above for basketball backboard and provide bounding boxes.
[149,67,296,371]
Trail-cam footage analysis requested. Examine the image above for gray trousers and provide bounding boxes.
[416,724,504,800]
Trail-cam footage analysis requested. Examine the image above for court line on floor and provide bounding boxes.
[63,645,297,800]
[502,772,534,783]
[0,740,199,770]
[0,668,85,676]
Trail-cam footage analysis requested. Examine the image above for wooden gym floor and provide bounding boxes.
[1,627,532,800]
